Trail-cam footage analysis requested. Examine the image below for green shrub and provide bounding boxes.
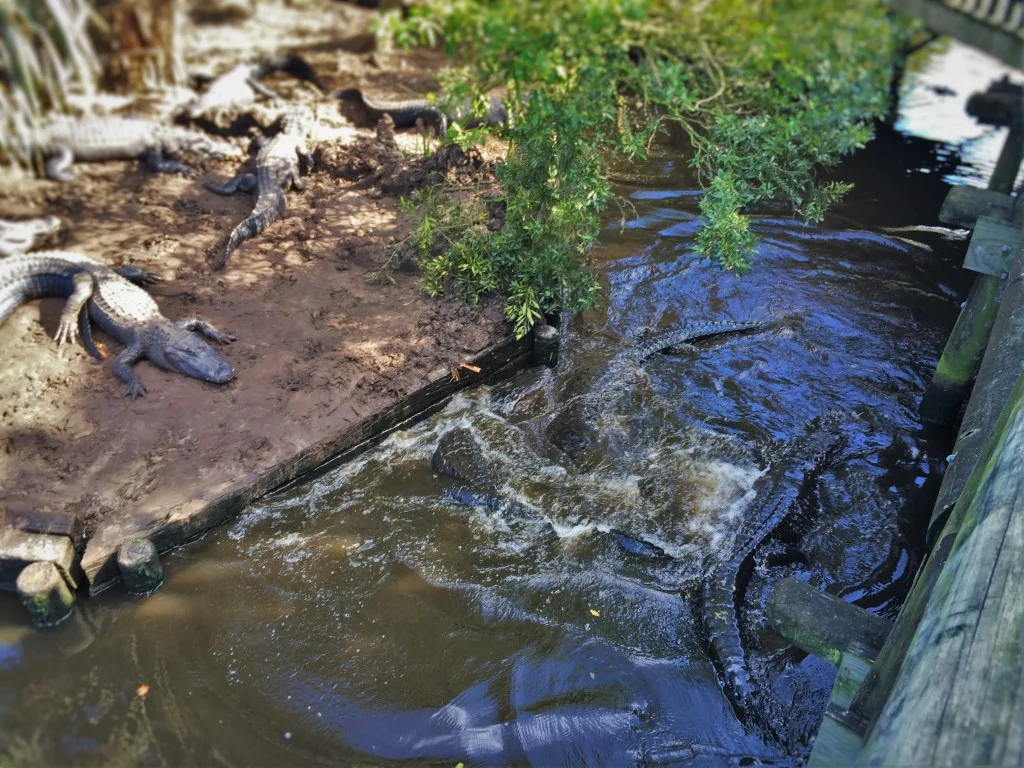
[383,0,909,335]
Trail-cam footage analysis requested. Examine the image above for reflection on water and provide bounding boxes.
[0,41,1011,767]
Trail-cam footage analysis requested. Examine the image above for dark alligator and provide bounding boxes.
[31,116,242,182]
[1,250,235,398]
[701,410,847,710]
[0,216,62,257]
[207,105,314,268]
[185,54,323,121]
[546,319,774,464]
[335,88,508,137]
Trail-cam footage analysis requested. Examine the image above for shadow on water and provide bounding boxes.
[0,42,1013,767]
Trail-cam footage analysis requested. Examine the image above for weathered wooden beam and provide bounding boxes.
[767,578,893,666]
[0,530,77,592]
[807,643,877,768]
[939,187,1015,229]
[891,0,1024,69]
[928,225,1024,545]
[963,216,1020,276]
[989,122,1024,196]
[855,370,1024,766]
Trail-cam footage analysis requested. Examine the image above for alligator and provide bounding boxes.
[31,116,242,182]
[1,250,235,397]
[546,319,775,464]
[701,410,847,709]
[0,216,62,257]
[185,54,323,122]
[335,88,508,137]
[207,105,314,268]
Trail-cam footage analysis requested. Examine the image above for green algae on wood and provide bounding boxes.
[16,561,75,627]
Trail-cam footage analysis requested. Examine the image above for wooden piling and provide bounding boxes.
[532,323,560,368]
[117,538,164,594]
[17,561,75,627]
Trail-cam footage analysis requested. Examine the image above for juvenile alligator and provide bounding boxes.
[546,319,775,463]
[207,106,314,268]
[335,88,508,137]
[1,250,235,397]
[702,411,847,709]
[186,54,323,121]
[30,116,241,182]
[0,216,62,257]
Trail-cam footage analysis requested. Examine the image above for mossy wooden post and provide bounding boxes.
[117,538,164,594]
[532,323,560,368]
[927,226,1024,544]
[919,105,1021,426]
[854,371,1024,766]
[17,561,75,627]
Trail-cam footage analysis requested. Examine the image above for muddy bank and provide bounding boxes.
[0,1,516,592]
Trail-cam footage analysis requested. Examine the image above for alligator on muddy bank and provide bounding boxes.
[28,117,241,182]
[1,250,235,398]
[207,106,316,268]
[335,88,508,137]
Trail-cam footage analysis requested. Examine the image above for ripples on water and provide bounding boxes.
[0,41,1018,767]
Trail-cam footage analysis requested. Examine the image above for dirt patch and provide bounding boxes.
[0,1,513,584]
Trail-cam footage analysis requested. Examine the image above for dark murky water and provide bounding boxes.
[0,42,1018,767]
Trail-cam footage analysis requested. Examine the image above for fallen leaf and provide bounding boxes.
[589,609,600,618]
[136,684,150,697]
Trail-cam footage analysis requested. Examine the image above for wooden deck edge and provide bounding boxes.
[80,332,533,595]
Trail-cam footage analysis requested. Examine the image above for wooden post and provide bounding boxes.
[918,111,1021,425]
[532,323,560,368]
[17,561,75,627]
[854,371,1024,765]
[927,225,1024,545]
[767,578,893,666]
[117,537,164,594]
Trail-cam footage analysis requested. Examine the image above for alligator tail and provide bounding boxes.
[703,563,755,704]
[632,319,773,363]
[225,186,285,263]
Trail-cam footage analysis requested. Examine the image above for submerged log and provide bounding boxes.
[17,561,75,627]
[767,578,892,666]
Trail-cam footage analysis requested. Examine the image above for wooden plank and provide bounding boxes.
[855,372,1024,766]
[808,644,875,768]
[0,530,77,592]
[940,187,1015,229]
[891,0,1024,68]
[767,578,893,665]
[963,216,1020,276]
[80,334,533,593]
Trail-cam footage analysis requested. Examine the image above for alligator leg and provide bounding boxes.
[206,173,256,196]
[77,306,103,361]
[44,148,77,182]
[114,265,162,285]
[55,273,94,346]
[112,336,147,399]
[141,148,190,175]
[176,318,236,344]
[289,159,306,191]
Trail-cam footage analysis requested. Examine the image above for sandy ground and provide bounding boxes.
[0,0,511,582]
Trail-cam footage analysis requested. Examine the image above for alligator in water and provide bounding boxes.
[1,250,235,397]
[701,410,847,710]
[185,54,323,123]
[207,105,315,268]
[546,319,774,464]
[335,88,508,137]
[29,116,241,182]
[0,216,62,257]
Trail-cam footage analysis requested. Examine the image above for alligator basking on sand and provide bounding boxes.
[30,116,241,182]
[185,54,323,122]
[0,216,62,257]
[1,250,235,398]
[335,88,508,137]
[207,105,314,268]
[702,411,847,710]
[546,319,774,464]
